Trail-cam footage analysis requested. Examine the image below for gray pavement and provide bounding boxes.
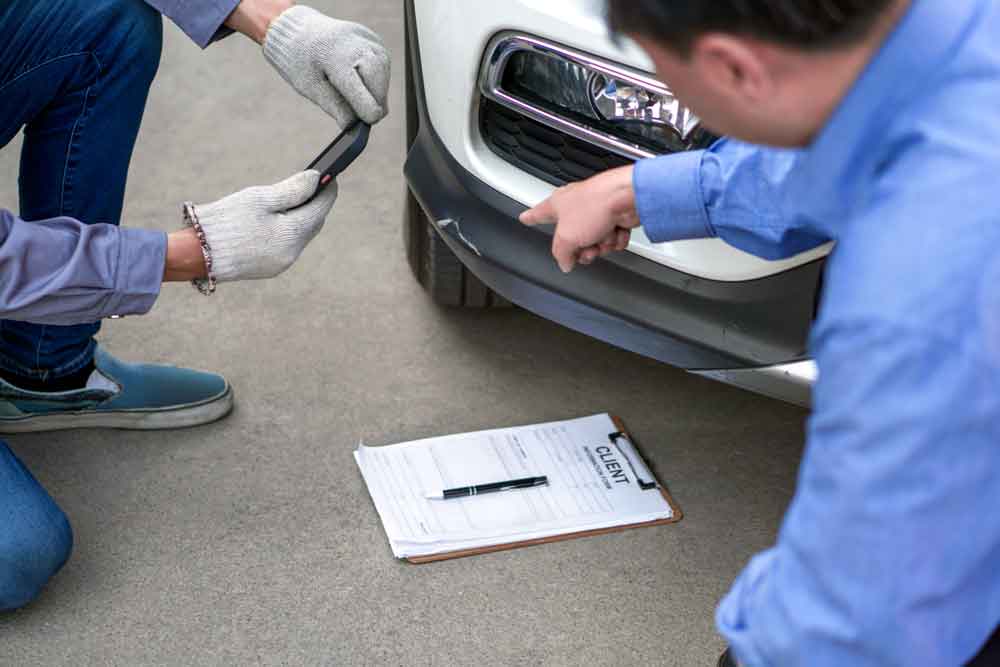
[0,3,807,665]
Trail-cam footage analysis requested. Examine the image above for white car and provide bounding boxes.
[402,0,823,406]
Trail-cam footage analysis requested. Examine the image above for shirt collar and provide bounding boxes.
[786,0,986,226]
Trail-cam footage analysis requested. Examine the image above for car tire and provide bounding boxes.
[402,9,510,309]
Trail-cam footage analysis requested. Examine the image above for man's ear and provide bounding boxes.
[689,34,773,105]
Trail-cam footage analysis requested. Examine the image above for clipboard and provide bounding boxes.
[405,416,682,564]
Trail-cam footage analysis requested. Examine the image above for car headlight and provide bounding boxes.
[482,35,714,158]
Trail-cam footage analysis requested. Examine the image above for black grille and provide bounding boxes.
[480,99,634,187]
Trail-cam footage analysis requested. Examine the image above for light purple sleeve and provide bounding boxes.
[143,0,241,48]
[0,210,166,326]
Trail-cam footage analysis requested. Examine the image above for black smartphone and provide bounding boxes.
[307,122,371,194]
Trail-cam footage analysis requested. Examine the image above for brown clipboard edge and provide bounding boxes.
[405,415,683,564]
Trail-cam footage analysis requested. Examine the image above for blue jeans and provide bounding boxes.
[0,441,73,611]
[0,0,161,609]
[0,0,162,383]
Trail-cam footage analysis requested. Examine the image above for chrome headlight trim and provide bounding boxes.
[479,33,695,161]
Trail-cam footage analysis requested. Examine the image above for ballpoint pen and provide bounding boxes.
[425,476,549,500]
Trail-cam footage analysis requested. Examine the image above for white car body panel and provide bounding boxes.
[412,0,831,283]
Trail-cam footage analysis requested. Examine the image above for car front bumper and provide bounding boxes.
[403,0,821,399]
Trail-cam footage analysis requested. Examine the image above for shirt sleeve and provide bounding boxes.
[716,317,1000,666]
[143,0,240,48]
[0,210,166,326]
[633,138,831,260]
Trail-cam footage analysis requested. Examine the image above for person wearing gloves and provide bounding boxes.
[0,0,388,611]
[521,1,1000,666]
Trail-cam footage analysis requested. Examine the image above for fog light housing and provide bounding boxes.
[482,35,714,158]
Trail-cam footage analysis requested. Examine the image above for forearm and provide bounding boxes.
[143,0,240,48]
[224,0,294,44]
[145,0,294,48]
[0,210,165,325]
[635,139,827,260]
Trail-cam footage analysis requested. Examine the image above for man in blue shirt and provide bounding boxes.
[0,0,388,610]
[521,0,1000,665]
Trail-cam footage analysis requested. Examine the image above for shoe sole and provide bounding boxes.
[0,386,234,433]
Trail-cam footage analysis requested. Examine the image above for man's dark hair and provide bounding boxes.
[606,0,898,55]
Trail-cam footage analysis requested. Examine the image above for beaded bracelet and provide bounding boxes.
[182,202,217,295]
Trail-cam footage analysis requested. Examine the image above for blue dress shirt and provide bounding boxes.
[635,1,1000,665]
[0,0,238,325]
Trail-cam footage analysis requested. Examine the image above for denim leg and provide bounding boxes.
[0,440,73,611]
[0,0,163,383]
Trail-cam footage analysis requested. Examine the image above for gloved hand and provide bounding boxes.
[263,5,390,128]
[193,170,337,282]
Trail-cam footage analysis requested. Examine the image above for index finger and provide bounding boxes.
[519,197,558,226]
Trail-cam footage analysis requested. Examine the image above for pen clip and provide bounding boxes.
[608,431,658,490]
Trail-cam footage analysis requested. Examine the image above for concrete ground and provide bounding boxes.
[0,2,807,665]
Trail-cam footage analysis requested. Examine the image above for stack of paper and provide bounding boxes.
[354,413,675,559]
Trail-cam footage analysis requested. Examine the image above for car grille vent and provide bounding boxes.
[480,99,633,187]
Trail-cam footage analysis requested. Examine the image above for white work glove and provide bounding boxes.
[193,170,337,282]
[263,5,390,128]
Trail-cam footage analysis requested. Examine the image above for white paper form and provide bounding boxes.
[354,414,673,558]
